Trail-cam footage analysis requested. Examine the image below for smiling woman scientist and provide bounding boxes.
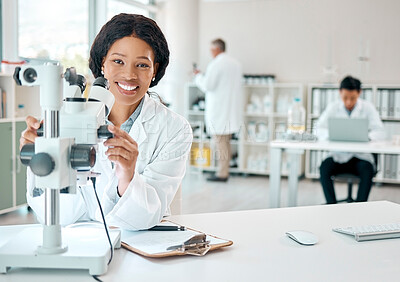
[20,14,193,230]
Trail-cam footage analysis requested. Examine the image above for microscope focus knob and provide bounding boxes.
[70,145,96,170]
[20,143,35,165]
[30,153,55,177]
[92,77,109,89]
[97,125,114,139]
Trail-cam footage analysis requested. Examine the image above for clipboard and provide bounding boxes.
[121,220,233,258]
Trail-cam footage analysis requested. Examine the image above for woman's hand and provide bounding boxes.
[104,125,139,196]
[19,116,41,151]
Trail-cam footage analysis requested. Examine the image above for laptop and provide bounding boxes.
[328,118,369,142]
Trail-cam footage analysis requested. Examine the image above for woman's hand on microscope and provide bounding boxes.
[19,116,42,151]
[104,124,139,196]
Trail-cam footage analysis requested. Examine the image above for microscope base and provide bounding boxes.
[0,225,121,275]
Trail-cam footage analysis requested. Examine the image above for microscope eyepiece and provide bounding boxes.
[97,125,114,139]
[76,75,87,93]
[64,68,87,93]
[92,77,109,89]
[64,67,77,84]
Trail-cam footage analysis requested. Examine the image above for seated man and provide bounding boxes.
[316,76,385,204]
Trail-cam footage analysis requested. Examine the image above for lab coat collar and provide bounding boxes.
[215,52,226,60]
[139,94,156,123]
[341,98,363,117]
[128,94,156,146]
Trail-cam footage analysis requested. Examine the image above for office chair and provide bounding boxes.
[331,154,378,203]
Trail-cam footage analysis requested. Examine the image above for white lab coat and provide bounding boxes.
[195,53,243,135]
[316,98,385,165]
[26,95,193,230]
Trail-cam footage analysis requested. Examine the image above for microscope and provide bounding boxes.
[0,63,121,275]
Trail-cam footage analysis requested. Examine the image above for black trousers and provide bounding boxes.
[319,157,374,204]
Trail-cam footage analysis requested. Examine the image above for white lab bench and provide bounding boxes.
[1,201,400,281]
[269,140,400,208]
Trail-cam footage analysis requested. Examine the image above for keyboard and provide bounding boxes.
[333,223,400,242]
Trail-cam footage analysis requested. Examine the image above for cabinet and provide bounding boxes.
[15,121,28,205]
[0,73,40,214]
[305,84,400,184]
[0,122,13,210]
[185,82,305,176]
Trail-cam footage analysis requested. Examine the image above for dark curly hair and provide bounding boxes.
[340,76,361,92]
[89,13,169,88]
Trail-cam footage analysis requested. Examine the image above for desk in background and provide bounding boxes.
[269,141,400,208]
[1,201,400,281]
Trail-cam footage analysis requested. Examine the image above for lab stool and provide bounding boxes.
[331,154,378,203]
[331,173,359,203]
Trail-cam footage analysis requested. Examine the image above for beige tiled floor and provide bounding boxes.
[1,172,400,224]
[0,206,37,225]
[181,171,400,214]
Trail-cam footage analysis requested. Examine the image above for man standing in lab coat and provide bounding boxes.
[194,39,243,181]
[316,76,385,204]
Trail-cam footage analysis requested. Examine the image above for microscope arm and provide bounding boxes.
[26,168,89,226]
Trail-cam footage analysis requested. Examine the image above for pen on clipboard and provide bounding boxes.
[148,225,186,231]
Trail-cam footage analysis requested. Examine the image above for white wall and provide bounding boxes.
[156,0,199,114]
[2,0,19,61]
[198,0,400,84]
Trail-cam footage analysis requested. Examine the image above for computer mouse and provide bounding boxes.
[285,230,319,245]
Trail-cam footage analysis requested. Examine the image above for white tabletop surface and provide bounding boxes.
[270,140,400,154]
[1,201,400,282]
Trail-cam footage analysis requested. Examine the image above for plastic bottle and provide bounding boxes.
[287,97,306,134]
[247,154,255,170]
[247,121,257,141]
[263,95,272,113]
